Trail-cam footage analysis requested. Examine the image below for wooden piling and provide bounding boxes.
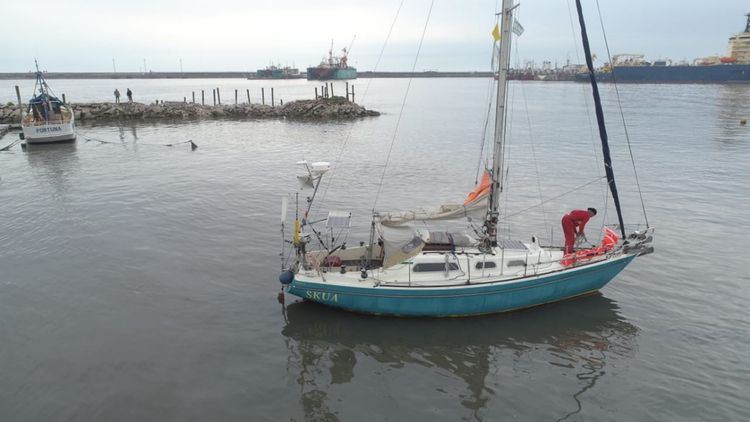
[235,89,238,105]
[62,93,67,104]
[351,84,355,103]
[212,89,216,106]
[15,86,23,120]
[192,91,195,103]
[246,89,251,104]
[330,83,334,97]
[315,87,318,99]
[183,97,186,103]
[201,90,205,105]
[346,82,349,101]
[217,88,221,105]
[261,88,265,105]
[271,87,275,107]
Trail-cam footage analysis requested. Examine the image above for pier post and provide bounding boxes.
[315,87,318,99]
[183,97,186,103]
[212,89,216,106]
[351,85,355,103]
[330,83,334,98]
[62,93,67,104]
[261,88,265,105]
[217,88,221,105]
[235,89,238,105]
[271,87,275,107]
[346,82,349,101]
[246,89,250,104]
[15,86,23,120]
[192,91,195,103]
[201,90,205,105]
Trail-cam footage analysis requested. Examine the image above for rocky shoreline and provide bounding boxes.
[0,97,379,123]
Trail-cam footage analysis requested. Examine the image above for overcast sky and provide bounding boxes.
[1,0,748,72]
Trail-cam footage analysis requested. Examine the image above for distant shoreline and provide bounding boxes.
[0,71,496,80]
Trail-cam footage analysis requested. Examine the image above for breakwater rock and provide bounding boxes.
[0,97,379,123]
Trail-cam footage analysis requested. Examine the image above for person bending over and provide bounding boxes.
[561,207,597,255]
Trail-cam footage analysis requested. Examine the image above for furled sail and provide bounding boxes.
[377,173,490,227]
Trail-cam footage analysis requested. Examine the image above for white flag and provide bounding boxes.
[512,19,524,36]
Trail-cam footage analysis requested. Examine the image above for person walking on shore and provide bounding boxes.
[126,88,133,103]
[114,89,121,104]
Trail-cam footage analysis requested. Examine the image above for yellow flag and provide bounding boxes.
[492,23,501,41]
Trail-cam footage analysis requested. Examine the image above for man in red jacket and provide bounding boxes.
[561,208,597,255]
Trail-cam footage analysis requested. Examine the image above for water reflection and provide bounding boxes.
[281,294,638,421]
[715,85,750,144]
[24,142,79,194]
[114,124,138,142]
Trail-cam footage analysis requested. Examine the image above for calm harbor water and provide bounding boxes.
[1,78,749,421]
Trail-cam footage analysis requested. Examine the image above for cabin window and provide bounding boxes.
[475,261,497,270]
[412,262,459,272]
[507,260,526,267]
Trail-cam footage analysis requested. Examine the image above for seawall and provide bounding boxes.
[0,98,379,123]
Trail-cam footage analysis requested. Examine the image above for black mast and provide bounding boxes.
[575,0,626,238]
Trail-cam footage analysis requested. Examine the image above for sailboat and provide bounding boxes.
[21,62,76,144]
[277,0,654,317]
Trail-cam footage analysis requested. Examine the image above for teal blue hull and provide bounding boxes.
[287,255,636,317]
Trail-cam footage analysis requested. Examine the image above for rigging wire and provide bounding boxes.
[501,56,514,240]
[566,0,610,240]
[566,0,608,207]
[474,0,502,185]
[372,0,436,211]
[501,176,606,221]
[595,0,650,228]
[474,71,496,185]
[318,0,406,206]
[514,30,551,240]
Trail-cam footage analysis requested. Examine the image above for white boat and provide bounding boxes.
[277,0,654,317]
[21,63,76,144]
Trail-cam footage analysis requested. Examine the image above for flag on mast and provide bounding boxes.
[512,19,524,36]
[492,23,501,41]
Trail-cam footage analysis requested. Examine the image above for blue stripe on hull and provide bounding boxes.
[576,64,750,83]
[287,255,635,317]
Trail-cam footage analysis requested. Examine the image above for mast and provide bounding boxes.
[574,0,627,238]
[486,0,515,245]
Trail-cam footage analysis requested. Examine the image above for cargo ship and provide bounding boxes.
[254,64,301,79]
[576,13,750,83]
[306,42,357,80]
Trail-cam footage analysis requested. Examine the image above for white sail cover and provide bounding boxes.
[378,225,429,268]
[377,195,488,227]
[377,225,480,268]
[376,173,491,268]
[376,194,489,267]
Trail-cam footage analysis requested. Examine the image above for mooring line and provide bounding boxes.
[78,132,197,150]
